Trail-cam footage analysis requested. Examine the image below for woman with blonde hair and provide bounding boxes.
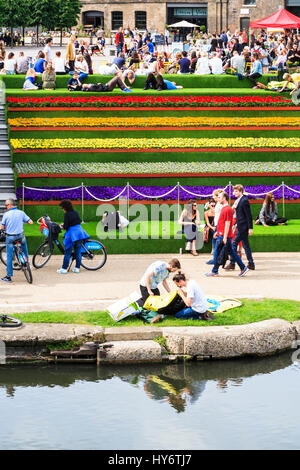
[42,62,56,89]
[23,68,39,90]
[66,34,76,71]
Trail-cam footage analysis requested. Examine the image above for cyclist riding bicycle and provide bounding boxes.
[57,199,89,274]
[1,199,33,283]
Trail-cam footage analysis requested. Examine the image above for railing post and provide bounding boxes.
[228,181,232,205]
[282,181,285,218]
[22,182,25,211]
[81,182,85,223]
[177,181,180,219]
[127,182,130,220]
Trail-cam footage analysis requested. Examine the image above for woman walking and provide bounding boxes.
[57,200,89,274]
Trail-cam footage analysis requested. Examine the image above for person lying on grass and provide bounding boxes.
[173,271,215,321]
[81,70,131,92]
[255,73,298,93]
[144,65,183,91]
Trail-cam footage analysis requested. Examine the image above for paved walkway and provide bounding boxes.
[1,252,299,313]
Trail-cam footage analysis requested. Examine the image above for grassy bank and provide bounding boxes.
[13,298,300,328]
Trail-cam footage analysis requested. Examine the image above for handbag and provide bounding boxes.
[203,225,210,243]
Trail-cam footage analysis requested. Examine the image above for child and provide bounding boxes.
[67,71,82,91]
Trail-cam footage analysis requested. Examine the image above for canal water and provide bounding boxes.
[0,353,299,450]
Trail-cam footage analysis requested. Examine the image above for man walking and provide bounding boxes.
[225,184,255,271]
[1,199,33,282]
[205,192,248,277]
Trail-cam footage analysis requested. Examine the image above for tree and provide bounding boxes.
[0,0,31,45]
[29,0,57,43]
[55,0,82,46]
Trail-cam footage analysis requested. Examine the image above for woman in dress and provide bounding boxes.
[178,200,201,256]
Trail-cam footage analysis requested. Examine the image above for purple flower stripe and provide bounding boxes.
[16,185,300,202]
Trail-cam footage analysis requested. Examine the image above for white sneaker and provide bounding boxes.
[57,268,68,274]
[72,268,80,273]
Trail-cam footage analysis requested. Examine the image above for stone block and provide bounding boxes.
[182,319,296,359]
[97,340,162,364]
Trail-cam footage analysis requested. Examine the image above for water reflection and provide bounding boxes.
[0,352,293,412]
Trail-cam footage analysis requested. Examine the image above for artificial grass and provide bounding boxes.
[21,202,297,225]
[12,150,300,164]
[23,220,300,254]
[9,129,300,139]
[1,73,272,90]
[11,298,300,327]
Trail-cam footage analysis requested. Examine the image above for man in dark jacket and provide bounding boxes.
[225,184,255,271]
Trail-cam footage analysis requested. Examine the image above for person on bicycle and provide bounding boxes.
[57,199,89,274]
[1,199,33,283]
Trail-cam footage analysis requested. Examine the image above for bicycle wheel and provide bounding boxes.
[0,245,21,270]
[80,240,107,271]
[0,315,23,328]
[22,261,33,284]
[32,241,52,269]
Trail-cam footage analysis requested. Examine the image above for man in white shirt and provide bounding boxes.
[43,38,53,63]
[173,272,215,321]
[139,258,181,304]
[209,52,224,74]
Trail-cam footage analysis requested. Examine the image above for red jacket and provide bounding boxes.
[115,32,124,45]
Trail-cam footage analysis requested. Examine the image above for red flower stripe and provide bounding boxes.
[8,106,300,112]
[18,172,300,178]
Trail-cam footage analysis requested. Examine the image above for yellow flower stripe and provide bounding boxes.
[8,116,300,128]
[10,137,300,150]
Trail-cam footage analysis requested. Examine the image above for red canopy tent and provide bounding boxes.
[250,8,300,29]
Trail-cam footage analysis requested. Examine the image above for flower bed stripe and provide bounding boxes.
[18,172,300,178]
[6,96,292,108]
[10,137,300,150]
[10,126,300,132]
[9,116,300,128]
[8,106,300,112]
[13,147,300,154]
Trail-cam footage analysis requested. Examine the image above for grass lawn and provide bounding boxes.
[12,299,300,328]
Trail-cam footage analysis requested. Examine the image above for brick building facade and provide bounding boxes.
[80,0,290,34]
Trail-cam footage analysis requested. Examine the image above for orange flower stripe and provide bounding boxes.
[8,116,300,128]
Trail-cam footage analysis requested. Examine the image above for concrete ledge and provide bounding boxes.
[104,326,163,342]
[0,323,105,346]
[98,340,163,364]
[163,319,296,358]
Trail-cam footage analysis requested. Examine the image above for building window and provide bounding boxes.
[243,0,256,4]
[135,11,147,30]
[112,11,123,30]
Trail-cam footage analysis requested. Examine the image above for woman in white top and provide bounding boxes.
[195,51,211,75]
[53,51,66,74]
[72,55,88,80]
[4,52,16,74]
[178,200,201,256]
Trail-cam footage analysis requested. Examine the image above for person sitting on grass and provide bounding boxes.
[173,272,215,321]
[81,70,131,92]
[246,52,262,89]
[23,68,39,90]
[42,62,56,90]
[67,71,82,91]
[256,193,288,227]
[139,258,181,305]
[144,67,183,91]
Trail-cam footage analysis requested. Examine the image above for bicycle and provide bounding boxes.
[0,314,22,328]
[0,233,33,284]
[32,216,107,271]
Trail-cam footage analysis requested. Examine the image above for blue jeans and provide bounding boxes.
[175,307,204,320]
[212,236,245,274]
[69,71,88,81]
[62,240,82,269]
[230,229,254,267]
[6,234,29,277]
